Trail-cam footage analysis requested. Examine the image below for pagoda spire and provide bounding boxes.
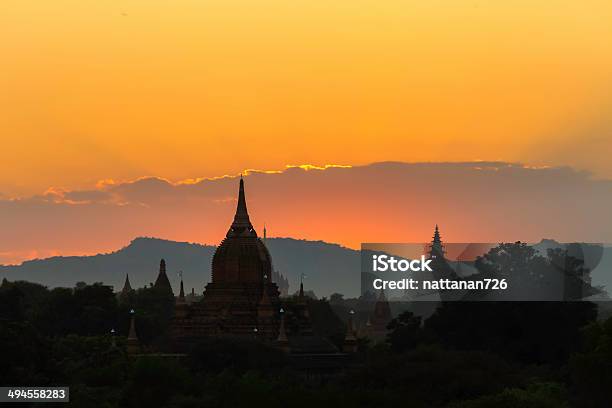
[429,224,445,258]
[343,310,358,352]
[154,259,174,296]
[227,176,255,237]
[122,274,133,292]
[277,308,290,352]
[433,224,442,244]
[298,273,305,303]
[177,271,186,304]
[127,309,140,354]
[175,272,189,318]
[296,274,309,319]
[118,273,134,304]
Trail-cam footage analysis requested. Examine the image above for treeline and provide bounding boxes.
[1,242,612,407]
[0,278,175,341]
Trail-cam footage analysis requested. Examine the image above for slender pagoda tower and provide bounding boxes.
[429,224,445,260]
[175,273,189,319]
[364,288,392,342]
[121,274,133,293]
[427,225,459,294]
[171,177,281,348]
[118,274,134,304]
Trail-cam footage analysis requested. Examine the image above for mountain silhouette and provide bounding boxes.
[0,237,361,298]
[2,237,610,299]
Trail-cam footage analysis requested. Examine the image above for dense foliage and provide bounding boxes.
[0,242,610,407]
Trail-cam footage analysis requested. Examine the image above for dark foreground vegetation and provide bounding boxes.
[1,242,611,407]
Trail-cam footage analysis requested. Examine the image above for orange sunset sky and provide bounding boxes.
[1,1,612,263]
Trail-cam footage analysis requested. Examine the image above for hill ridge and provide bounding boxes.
[0,237,361,297]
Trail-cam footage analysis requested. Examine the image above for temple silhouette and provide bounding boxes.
[171,176,281,344]
[117,177,396,362]
[166,177,341,355]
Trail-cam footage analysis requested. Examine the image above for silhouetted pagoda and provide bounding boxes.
[362,288,392,342]
[271,270,290,296]
[429,224,444,259]
[171,177,281,348]
[118,273,134,304]
[426,225,462,302]
[154,259,175,297]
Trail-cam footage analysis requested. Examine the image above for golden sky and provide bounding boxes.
[2,0,612,196]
